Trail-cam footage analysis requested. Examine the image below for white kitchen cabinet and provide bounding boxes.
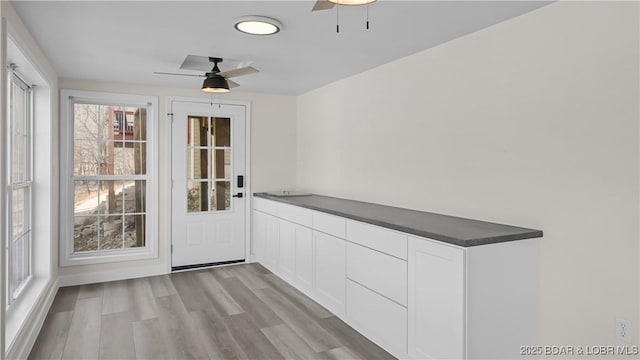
[251,210,266,261]
[408,237,465,360]
[278,219,296,281]
[314,230,346,316]
[294,225,313,293]
[252,195,540,360]
[264,214,279,269]
[346,279,408,355]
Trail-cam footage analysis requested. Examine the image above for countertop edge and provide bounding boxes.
[253,193,543,248]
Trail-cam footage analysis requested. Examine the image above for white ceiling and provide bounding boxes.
[11,1,549,95]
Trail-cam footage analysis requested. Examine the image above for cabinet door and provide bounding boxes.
[408,237,464,360]
[264,214,279,270]
[252,210,266,261]
[278,219,296,281]
[314,231,346,316]
[294,225,313,292]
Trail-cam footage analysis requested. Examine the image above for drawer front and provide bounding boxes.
[253,197,278,215]
[278,203,313,227]
[346,280,407,354]
[346,220,408,260]
[346,242,407,306]
[313,211,346,238]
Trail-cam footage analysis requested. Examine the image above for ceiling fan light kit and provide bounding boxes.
[202,75,230,93]
[234,16,281,35]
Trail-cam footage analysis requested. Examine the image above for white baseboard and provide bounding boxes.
[6,278,59,360]
[58,264,168,287]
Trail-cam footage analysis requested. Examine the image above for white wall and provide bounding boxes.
[296,1,639,348]
[57,78,297,280]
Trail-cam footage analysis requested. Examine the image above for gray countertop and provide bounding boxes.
[253,193,542,247]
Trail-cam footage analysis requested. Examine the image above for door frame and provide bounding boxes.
[166,96,251,272]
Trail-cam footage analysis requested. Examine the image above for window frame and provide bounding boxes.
[6,70,34,304]
[60,90,158,266]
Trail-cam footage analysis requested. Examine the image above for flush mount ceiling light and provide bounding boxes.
[234,16,282,35]
[327,0,376,5]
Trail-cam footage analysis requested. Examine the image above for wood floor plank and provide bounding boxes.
[99,311,135,360]
[218,277,283,328]
[210,266,234,279]
[254,287,342,352]
[225,313,285,360]
[128,277,159,321]
[132,318,169,360]
[155,294,209,359]
[28,310,73,360]
[190,307,244,360]
[78,283,104,300]
[318,346,365,360]
[148,274,177,298]
[196,271,244,316]
[102,280,129,315]
[170,271,213,312]
[261,323,319,360]
[226,264,270,290]
[318,316,395,360]
[61,297,102,360]
[48,286,79,313]
[262,273,333,320]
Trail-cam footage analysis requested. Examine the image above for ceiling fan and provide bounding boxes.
[154,56,258,93]
[312,0,376,11]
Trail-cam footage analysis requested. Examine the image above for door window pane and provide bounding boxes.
[188,116,208,147]
[210,181,231,211]
[212,117,231,147]
[187,181,208,213]
[187,148,208,179]
[212,149,231,180]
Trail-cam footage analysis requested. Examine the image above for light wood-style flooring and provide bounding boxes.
[29,263,394,360]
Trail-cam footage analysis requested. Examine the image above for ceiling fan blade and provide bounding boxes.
[218,66,259,78]
[312,0,335,11]
[228,79,240,88]
[154,71,205,78]
[180,55,245,71]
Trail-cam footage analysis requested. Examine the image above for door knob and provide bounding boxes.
[232,193,243,198]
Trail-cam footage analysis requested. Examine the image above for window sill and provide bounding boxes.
[5,276,53,355]
[60,246,157,267]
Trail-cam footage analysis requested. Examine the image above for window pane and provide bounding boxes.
[11,81,28,183]
[124,180,146,213]
[187,181,208,212]
[212,117,230,147]
[210,181,231,211]
[74,180,99,215]
[11,188,29,238]
[187,148,208,179]
[188,116,208,147]
[212,149,231,180]
[124,214,145,248]
[133,108,147,141]
[11,233,30,298]
[99,180,124,214]
[100,215,123,250]
[74,140,100,176]
[125,142,146,175]
[74,104,101,140]
[74,215,99,252]
[101,141,125,175]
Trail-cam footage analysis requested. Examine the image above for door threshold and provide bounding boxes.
[171,259,245,272]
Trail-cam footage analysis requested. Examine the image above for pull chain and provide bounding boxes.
[336,1,340,33]
[366,3,369,30]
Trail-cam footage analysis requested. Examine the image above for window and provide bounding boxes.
[61,91,157,265]
[6,71,33,303]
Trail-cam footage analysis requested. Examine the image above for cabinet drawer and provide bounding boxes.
[278,203,312,227]
[346,220,407,260]
[346,242,407,306]
[346,280,407,354]
[313,211,346,238]
[253,197,278,215]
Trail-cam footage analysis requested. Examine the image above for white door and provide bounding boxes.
[171,100,246,269]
